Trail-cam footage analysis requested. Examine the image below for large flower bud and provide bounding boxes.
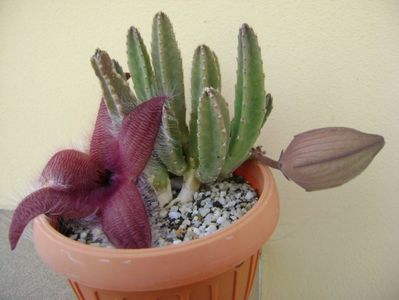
[279,127,384,191]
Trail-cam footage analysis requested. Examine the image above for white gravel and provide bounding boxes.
[60,176,258,248]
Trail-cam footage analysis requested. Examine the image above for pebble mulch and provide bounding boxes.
[59,176,259,248]
[154,177,258,246]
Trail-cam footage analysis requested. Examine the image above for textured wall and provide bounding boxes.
[1,1,398,299]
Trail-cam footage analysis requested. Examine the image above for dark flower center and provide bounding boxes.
[96,169,114,187]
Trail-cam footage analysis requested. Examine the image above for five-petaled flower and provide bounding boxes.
[9,96,167,250]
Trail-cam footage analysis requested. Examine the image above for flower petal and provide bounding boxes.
[9,188,98,250]
[41,149,101,191]
[119,96,167,179]
[101,181,151,249]
[90,99,120,170]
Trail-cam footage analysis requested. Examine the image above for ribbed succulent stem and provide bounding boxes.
[220,24,267,177]
[196,88,230,183]
[112,59,127,79]
[126,23,181,198]
[92,47,173,205]
[150,12,189,175]
[189,45,222,168]
[155,105,187,175]
[143,153,173,206]
[151,12,189,146]
[127,27,157,102]
[91,49,138,124]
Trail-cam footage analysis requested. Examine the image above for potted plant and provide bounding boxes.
[8,12,384,300]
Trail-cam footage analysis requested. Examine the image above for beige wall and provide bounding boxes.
[1,0,398,299]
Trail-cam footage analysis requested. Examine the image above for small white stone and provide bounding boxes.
[235,208,244,218]
[204,202,213,209]
[220,220,230,228]
[206,224,217,234]
[227,200,236,208]
[168,211,181,219]
[193,227,201,236]
[192,220,201,228]
[245,191,255,200]
[216,216,226,224]
[182,219,191,227]
[181,206,192,215]
[212,210,221,220]
[219,197,226,205]
[204,214,213,225]
[199,207,210,217]
[92,228,102,236]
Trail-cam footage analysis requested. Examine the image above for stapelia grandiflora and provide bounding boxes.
[9,96,167,250]
[252,127,384,191]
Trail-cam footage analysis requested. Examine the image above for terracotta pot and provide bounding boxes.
[33,160,279,300]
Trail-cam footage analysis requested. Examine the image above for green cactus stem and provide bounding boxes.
[167,88,230,206]
[151,12,189,146]
[112,59,127,79]
[196,88,230,183]
[155,104,188,175]
[151,12,189,175]
[91,49,173,205]
[189,45,222,167]
[127,27,157,102]
[126,26,184,200]
[91,49,138,124]
[144,153,173,207]
[220,24,267,177]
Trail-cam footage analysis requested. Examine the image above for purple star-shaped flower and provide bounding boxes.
[9,96,167,250]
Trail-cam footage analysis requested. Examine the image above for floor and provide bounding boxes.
[0,210,260,300]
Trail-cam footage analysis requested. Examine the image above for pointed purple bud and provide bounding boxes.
[101,181,151,248]
[119,96,168,179]
[279,127,384,191]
